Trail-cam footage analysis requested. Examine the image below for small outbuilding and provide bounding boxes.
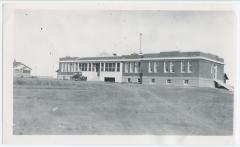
[13,60,32,78]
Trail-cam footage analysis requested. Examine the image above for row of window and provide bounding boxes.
[158,61,193,73]
[102,63,120,72]
[14,69,30,73]
[61,63,120,72]
[127,78,189,85]
[166,79,189,85]
[124,62,140,73]
[124,61,193,73]
[61,61,193,73]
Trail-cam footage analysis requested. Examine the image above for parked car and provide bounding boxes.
[71,72,87,81]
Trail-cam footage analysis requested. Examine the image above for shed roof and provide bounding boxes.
[13,61,32,70]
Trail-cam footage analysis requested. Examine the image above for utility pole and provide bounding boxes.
[139,33,143,55]
[139,33,143,84]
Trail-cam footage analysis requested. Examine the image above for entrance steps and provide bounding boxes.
[214,80,234,92]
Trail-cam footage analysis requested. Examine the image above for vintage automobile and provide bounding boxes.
[71,72,87,81]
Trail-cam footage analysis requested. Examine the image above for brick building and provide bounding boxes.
[57,51,227,88]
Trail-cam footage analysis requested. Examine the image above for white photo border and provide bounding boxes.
[2,1,240,145]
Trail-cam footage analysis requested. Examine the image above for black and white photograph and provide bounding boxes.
[3,2,239,145]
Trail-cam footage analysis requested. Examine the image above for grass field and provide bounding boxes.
[13,78,233,135]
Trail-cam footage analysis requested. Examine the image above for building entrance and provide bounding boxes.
[104,77,115,82]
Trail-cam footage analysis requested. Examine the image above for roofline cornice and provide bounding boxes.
[59,56,224,65]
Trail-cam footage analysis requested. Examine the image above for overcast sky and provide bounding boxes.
[14,10,236,85]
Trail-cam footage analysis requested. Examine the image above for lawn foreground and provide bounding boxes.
[13,78,233,135]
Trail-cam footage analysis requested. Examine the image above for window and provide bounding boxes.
[133,62,136,73]
[148,62,155,73]
[117,63,120,72]
[128,78,131,83]
[166,79,171,84]
[138,78,141,83]
[79,64,81,71]
[92,63,95,71]
[79,63,87,71]
[184,80,189,85]
[164,62,169,73]
[113,63,116,72]
[84,63,87,71]
[138,62,141,73]
[170,62,174,73]
[125,63,129,73]
[23,70,30,73]
[109,63,112,72]
[134,62,139,73]
[211,64,214,74]
[110,63,115,72]
[89,63,91,71]
[188,61,193,73]
[105,63,115,72]
[84,64,87,71]
[105,63,109,72]
[101,63,104,72]
[152,78,155,83]
[181,61,188,73]
[211,64,217,79]
[181,61,192,73]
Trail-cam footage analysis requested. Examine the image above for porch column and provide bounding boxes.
[65,63,67,72]
[72,63,74,72]
[61,63,64,72]
[103,63,105,72]
[87,63,89,72]
[68,63,71,72]
[115,62,117,72]
[74,63,76,72]
[76,63,79,72]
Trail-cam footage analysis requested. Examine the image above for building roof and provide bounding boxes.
[13,61,32,70]
[59,51,224,63]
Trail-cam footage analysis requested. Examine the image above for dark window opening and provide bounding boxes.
[104,77,115,82]
[152,78,155,83]
[128,78,131,83]
[23,70,30,73]
[167,79,171,84]
[89,63,91,71]
[117,63,120,72]
[184,80,189,85]
[138,78,141,83]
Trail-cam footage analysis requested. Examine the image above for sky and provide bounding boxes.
[14,10,236,85]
